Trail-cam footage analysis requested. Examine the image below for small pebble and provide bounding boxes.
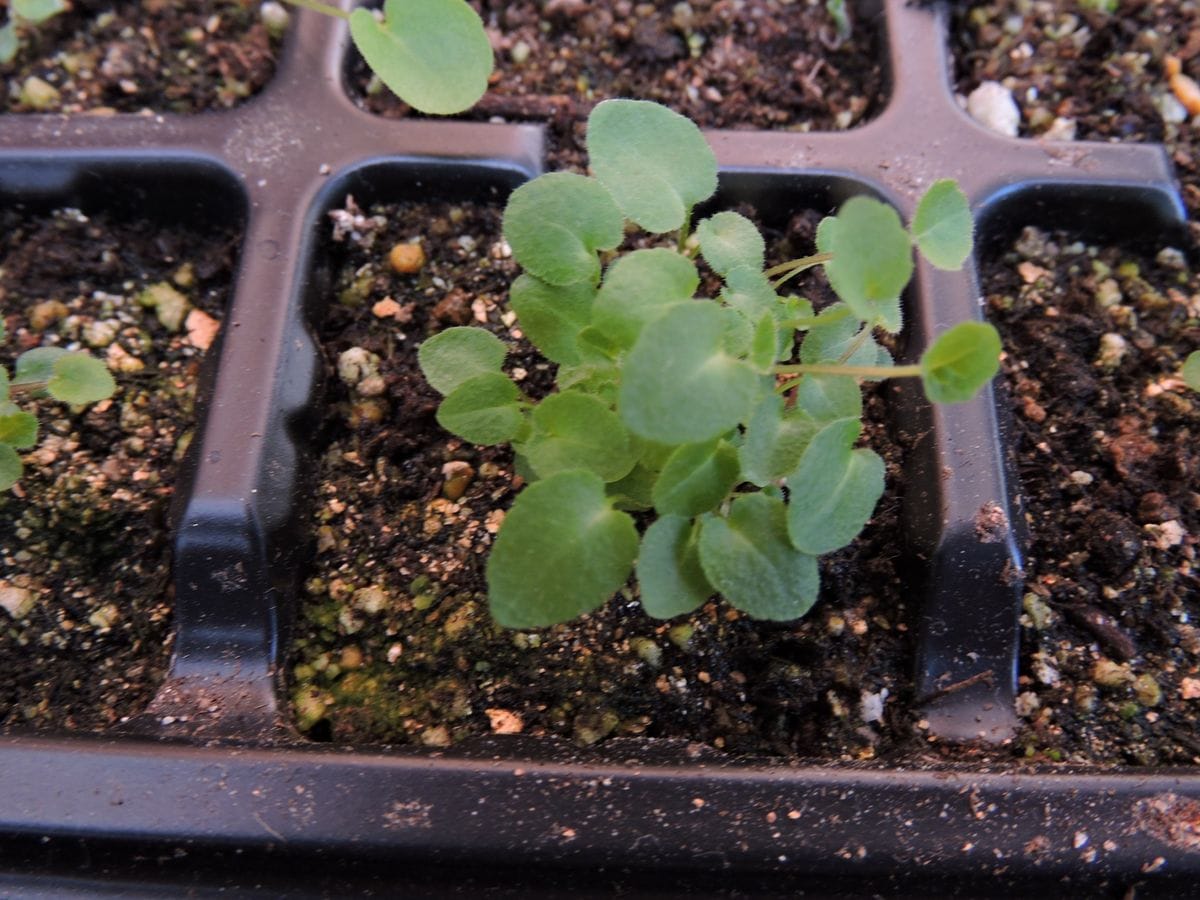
[28,300,68,331]
[1042,116,1077,142]
[966,81,1020,137]
[0,584,35,620]
[441,460,475,501]
[388,242,425,274]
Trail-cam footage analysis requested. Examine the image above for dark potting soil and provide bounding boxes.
[950,0,1200,241]
[0,207,239,731]
[985,225,1200,765]
[349,0,887,167]
[1,0,281,114]
[289,196,925,762]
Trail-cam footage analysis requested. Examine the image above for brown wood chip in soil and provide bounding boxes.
[350,0,886,167]
[985,225,1200,765]
[289,195,925,762]
[0,207,240,731]
[1,0,281,114]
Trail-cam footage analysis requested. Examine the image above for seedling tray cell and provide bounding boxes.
[1,0,1199,893]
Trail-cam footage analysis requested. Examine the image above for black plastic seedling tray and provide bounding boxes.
[1,0,1197,895]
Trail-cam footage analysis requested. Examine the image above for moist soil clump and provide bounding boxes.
[350,0,886,167]
[1,0,281,114]
[290,196,923,762]
[950,0,1200,242]
[984,225,1200,765]
[0,207,239,731]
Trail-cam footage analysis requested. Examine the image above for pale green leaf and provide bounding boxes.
[637,515,712,619]
[0,23,18,65]
[508,274,596,365]
[920,321,1002,403]
[619,303,762,444]
[721,266,778,320]
[348,0,492,115]
[592,248,698,350]
[14,346,68,388]
[487,471,638,628]
[793,373,862,422]
[46,353,115,405]
[800,304,879,366]
[652,439,740,517]
[0,410,38,450]
[698,493,819,620]
[697,211,765,276]
[13,0,66,22]
[523,391,635,482]
[820,196,913,322]
[418,326,507,395]
[739,393,818,486]
[786,418,884,555]
[0,443,21,491]
[750,314,778,372]
[606,462,659,510]
[503,173,624,287]
[911,179,973,271]
[587,99,718,233]
[1182,350,1200,391]
[436,372,524,445]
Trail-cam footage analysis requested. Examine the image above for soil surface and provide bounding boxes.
[984,226,1200,765]
[951,0,1200,243]
[0,207,239,731]
[350,0,886,167]
[1,0,281,114]
[289,195,927,762]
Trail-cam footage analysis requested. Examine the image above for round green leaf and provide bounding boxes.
[920,321,1002,403]
[786,418,885,555]
[418,326,508,395]
[793,374,862,422]
[503,173,625,287]
[14,0,67,22]
[436,372,524,445]
[619,303,762,444]
[348,0,492,115]
[697,212,765,276]
[488,471,638,628]
[14,346,68,388]
[0,442,21,491]
[1182,350,1200,391]
[587,99,718,234]
[593,248,699,350]
[799,304,879,366]
[698,493,819,620]
[652,439,740,517]
[0,410,38,450]
[509,275,596,365]
[739,394,818,486]
[911,179,973,271]
[637,515,712,619]
[0,24,17,66]
[820,196,913,322]
[47,353,115,405]
[524,392,635,482]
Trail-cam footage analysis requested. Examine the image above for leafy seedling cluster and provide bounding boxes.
[0,0,66,64]
[282,0,492,114]
[0,318,115,490]
[419,99,1002,629]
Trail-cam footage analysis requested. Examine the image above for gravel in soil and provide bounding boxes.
[985,225,1200,765]
[0,207,239,731]
[1,0,282,114]
[289,195,925,762]
[951,0,1200,242]
[350,0,886,167]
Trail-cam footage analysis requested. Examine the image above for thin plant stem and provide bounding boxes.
[775,362,920,388]
[765,252,832,289]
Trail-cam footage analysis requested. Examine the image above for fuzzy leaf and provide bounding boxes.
[912,179,973,271]
[652,439,740,517]
[487,471,638,628]
[698,493,819,620]
[619,303,762,444]
[523,392,635,482]
[722,266,778,319]
[786,418,884,555]
[606,462,659,510]
[793,373,862,422]
[14,346,67,388]
[504,173,624,287]
[739,393,818,486]
[0,443,21,491]
[508,275,596,365]
[418,326,507,395]
[46,353,115,405]
[920,321,1001,403]
[1182,350,1200,391]
[0,410,37,450]
[592,248,698,350]
[637,515,712,619]
[587,99,718,233]
[800,305,879,367]
[436,372,524,445]
[819,197,913,322]
[348,0,491,115]
[697,212,765,276]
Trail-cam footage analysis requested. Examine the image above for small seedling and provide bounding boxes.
[282,0,492,114]
[0,0,67,64]
[419,99,1003,629]
[0,318,115,490]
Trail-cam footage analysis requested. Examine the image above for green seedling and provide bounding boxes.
[419,99,1002,629]
[0,319,116,490]
[282,0,492,114]
[825,0,852,44]
[0,0,67,64]
[1184,350,1200,391]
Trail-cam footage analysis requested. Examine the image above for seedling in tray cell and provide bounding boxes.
[418,99,1003,629]
[0,0,67,64]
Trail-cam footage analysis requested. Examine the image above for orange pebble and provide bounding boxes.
[1166,55,1200,115]
[388,242,425,274]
